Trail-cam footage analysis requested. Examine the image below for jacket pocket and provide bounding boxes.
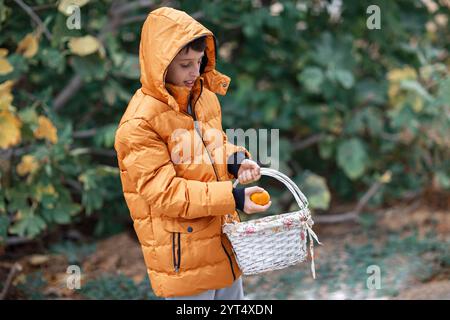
[162,216,217,234]
[172,232,181,272]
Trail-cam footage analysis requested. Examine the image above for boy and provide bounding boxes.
[114,7,271,300]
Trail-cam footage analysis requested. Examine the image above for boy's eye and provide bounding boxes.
[180,60,202,68]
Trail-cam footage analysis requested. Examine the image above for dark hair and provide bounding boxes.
[182,36,206,54]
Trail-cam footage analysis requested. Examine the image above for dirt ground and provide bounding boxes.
[1,201,449,300]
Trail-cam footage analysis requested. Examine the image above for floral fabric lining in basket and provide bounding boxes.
[222,168,322,279]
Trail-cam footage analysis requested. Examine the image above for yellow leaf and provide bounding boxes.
[379,171,392,184]
[35,183,56,201]
[0,48,8,57]
[0,94,13,112]
[0,80,14,94]
[16,33,39,58]
[0,58,13,75]
[411,94,424,112]
[387,67,417,82]
[0,80,14,111]
[0,110,21,149]
[68,35,100,56]
[387,67,418,109]
[29,254,50,266]
[34,116,58,144]
[12,274,26,286]
[16,155,39,176]
[58,0,90,16]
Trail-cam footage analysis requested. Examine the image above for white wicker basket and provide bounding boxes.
[222,168,322,278]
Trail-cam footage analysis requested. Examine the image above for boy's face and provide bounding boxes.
[165,48,204,89]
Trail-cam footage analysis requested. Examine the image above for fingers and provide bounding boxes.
[238,168,261,184]
[238,171,252,184]
[245,186,265,195]
[254,186,265,193]
[260,201,272,211]
[252,168,261,181]
[244,186,271,214]
[245,200,272,214]
[241,159,260,171]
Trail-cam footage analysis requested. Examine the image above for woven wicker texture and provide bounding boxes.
[223,168,322,278]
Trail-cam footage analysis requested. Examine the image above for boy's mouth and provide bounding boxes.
[184,80,194,88]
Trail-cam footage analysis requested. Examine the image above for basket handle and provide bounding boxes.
[233,167,309,211]
[231,167,322,279]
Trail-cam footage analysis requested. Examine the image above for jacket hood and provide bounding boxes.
[139,7,231,112]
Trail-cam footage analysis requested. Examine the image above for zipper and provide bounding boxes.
[180,78,237,281]
[190,80,221,180]
[221,243,236,281]
[172,232,181,272]
[192,80,236,281]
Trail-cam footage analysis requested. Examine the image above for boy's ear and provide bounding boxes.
[200,54,208,74]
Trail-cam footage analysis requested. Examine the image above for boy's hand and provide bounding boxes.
[237,159,261,185]
[243,186,272,214]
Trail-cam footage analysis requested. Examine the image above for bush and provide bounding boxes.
[0,0,449,243]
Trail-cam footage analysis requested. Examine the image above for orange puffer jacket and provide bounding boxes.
[114,7,251,298]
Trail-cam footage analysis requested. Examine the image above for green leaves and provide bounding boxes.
[335,69,355,89]
[79,166,119,215]
[41,202,81,224]
[112,54,140,79]
[80,274,158,300]
[94,124,117,148]
[9,208,47,238]
[298,67,324,94]
[337,138,369,180]
[297,172,331,210]
[0,214,9,244]
[71,55,107,81]
[0,0,448,244]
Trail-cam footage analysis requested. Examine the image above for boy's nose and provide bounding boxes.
[190,70,200,78]
[190,67,200,78]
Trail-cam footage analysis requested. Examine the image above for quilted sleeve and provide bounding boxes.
[114,118,236,219]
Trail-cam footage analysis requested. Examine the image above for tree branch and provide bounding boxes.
[73,129,97,139]
[52,0,157,113]
[13,0,52,41]
[53,74,83,111]
[292,133,325,151]
[113,0,154,16]
[315,171,389,224]
[314,211,358,224]
[0,263,22,300]
[71,147,116,157]
[120,14,148,25]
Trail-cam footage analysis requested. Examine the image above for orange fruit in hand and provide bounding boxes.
[250,191,270,206]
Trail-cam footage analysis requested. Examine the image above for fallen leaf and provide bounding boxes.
[29,254,50,266]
